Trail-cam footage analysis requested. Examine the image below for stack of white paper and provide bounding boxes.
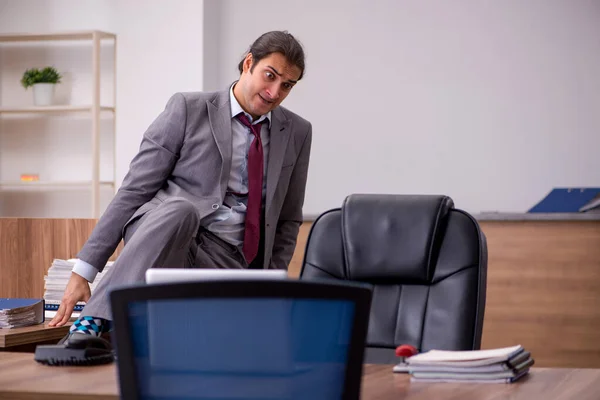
[43,259,114,319]
[394,345,534,383]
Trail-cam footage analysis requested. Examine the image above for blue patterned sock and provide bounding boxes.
[69,316,112,337]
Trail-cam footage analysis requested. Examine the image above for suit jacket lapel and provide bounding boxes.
[266,107,292,213]
[207,90,233,198]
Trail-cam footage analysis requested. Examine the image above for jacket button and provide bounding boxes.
[212,204,219,210]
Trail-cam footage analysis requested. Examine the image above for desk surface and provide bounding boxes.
[303,213,600,222]
[0,322,70,348]
[475,212,600,221]
[1,352,600,400]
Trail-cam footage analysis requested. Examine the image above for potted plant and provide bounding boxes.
[20,66,62,106]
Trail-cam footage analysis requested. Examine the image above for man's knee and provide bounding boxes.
[156,197,200,227]
[124,197,200,244]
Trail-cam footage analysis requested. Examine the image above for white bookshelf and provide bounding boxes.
[0,105,115,114]
[0,31,116,42]
[0,30,116,218]
[0,181,115,190]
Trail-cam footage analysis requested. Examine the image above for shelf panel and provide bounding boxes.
[0,181,115,191]
[0,31,116,43]
[0,105,115,114]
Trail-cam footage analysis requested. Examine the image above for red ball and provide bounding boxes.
[395,344,418,358]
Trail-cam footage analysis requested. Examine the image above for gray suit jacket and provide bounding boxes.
[78,89,312,272]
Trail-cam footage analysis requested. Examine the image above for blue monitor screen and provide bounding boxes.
[125,298,355,400]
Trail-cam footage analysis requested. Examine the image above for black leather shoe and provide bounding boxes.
[57,331,111,345]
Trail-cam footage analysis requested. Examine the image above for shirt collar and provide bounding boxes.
[230,82,271,128]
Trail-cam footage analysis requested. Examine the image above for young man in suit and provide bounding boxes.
[49,31,312,337]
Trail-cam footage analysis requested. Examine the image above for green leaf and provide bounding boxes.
[21,66,62,89]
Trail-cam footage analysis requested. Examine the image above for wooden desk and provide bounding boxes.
[0,351,117,400]
[3,217,600,367]
[477,219,600,368]
[0,322,70,352]
[0,218,121,298]
[1,352,599,400]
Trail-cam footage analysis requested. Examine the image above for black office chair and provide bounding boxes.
[300,194,487,364]
[110,280,372,400]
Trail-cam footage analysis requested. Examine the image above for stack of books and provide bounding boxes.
[394,345,533,383]
[43,259,114,319]
[0,299,45,328]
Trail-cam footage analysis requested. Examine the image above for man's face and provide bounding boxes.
[234,52,302,119]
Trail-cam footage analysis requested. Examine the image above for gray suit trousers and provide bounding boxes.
[81,197,247,320]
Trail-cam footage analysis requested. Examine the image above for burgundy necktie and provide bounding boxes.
[237,113,264,263]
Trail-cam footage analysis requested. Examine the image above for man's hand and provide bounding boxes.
[48,272,91,327]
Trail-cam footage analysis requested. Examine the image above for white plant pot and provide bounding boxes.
[32,83,56,106]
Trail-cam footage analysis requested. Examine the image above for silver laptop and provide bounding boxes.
[145,268,288,284]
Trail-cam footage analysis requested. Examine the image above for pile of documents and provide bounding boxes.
[0,298,45,329]
[394,345,533,383]
[43,259,114,319]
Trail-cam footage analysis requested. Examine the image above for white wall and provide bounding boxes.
[112,0,205,187]
[202,0,222,92]
[216,0,600,216]
[2,1,600,217]
[0,0,116,32]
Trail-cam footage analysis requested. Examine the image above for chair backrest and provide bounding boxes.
[110,279,372,400]
[300,194,487,363]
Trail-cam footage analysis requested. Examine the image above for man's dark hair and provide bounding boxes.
[238,31,306,80]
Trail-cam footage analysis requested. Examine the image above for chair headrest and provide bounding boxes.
[341,194,454,283]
